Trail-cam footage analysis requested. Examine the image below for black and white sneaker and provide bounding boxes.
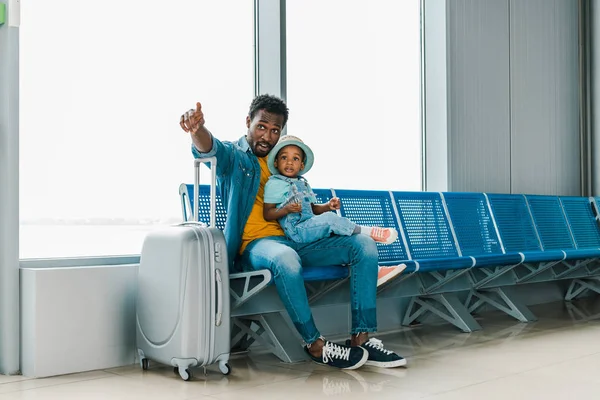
[305,340,368,370]
[346,338,407,368]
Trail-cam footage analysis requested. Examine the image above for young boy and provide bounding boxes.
[263,135,406,286]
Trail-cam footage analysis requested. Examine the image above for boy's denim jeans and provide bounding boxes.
[239,234,379,344]
[283,212,356,243]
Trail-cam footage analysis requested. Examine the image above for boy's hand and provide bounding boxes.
[284,202,302,214]
[328,197,341,210]
[180,102,205,134]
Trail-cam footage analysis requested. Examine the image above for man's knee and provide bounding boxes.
[265,247,303,278]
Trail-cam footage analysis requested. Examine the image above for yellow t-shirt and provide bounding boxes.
[239,156,285,254]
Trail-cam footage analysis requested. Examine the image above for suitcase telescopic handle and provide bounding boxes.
[193,157,217,226]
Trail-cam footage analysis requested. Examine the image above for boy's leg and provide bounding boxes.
[307,213,399,245]
[294,213,398,245]
[293,213,356,243]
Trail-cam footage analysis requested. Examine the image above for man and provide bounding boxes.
[179,94,405,369]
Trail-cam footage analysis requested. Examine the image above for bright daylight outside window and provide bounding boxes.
[286,0,422,191]
[19,1,254,258]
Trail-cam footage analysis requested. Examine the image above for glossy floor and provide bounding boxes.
[3,298,600,399]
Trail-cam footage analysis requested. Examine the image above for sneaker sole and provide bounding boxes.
[373,230,399,245]
[343,348,369,370]
[307,348,369,370]
[386,230,399,244]
[365,358,407,368]
[377,264,406,287]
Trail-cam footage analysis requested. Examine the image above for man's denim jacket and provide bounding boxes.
[192,135,260,272]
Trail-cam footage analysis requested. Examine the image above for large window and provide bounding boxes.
[19,1,254,258]
[286,0,422,191]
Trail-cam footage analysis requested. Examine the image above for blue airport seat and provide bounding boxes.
[442,192,523,266]
[486,193,565,263]
[559,196,600,251]
[179,184,226,226]
[525,195,600,260]
[391,191,474,272]
[312,188,334,205]
[334,189,409,266]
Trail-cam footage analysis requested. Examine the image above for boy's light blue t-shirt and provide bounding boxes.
[264,176,317,205]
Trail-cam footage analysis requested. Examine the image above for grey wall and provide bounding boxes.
[509,0,580,195]
[591,0,600,196]
[426,0,581,195]
[447,0,511,193]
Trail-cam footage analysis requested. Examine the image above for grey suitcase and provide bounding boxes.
[136,157,230,381]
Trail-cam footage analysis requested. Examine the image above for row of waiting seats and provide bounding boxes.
[178,184,600,362]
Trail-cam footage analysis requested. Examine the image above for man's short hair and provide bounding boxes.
[248,94,289,127]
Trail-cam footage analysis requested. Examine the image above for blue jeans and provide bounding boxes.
[239,234,379,344]
[283,212,356,243]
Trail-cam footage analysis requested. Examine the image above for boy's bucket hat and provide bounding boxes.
[267,135,314,175]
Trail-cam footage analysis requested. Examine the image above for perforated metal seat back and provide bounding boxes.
[487,194,541,252]
[335,189,408,263]
[443,192,502,256]
[312,188,334,205]
[559,196,600,249]
[392,191,458,259]
[184,184,228,230]
[525,195,574,250]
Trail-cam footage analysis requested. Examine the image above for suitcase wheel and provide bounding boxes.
[141,358,149,370]
[173,366,192,381]
[219,362,231,376]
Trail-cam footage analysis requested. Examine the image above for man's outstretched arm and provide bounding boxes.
[180,101,234,177]
[180,102,213,152]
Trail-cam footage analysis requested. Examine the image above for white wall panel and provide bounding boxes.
[21,265,138,377]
